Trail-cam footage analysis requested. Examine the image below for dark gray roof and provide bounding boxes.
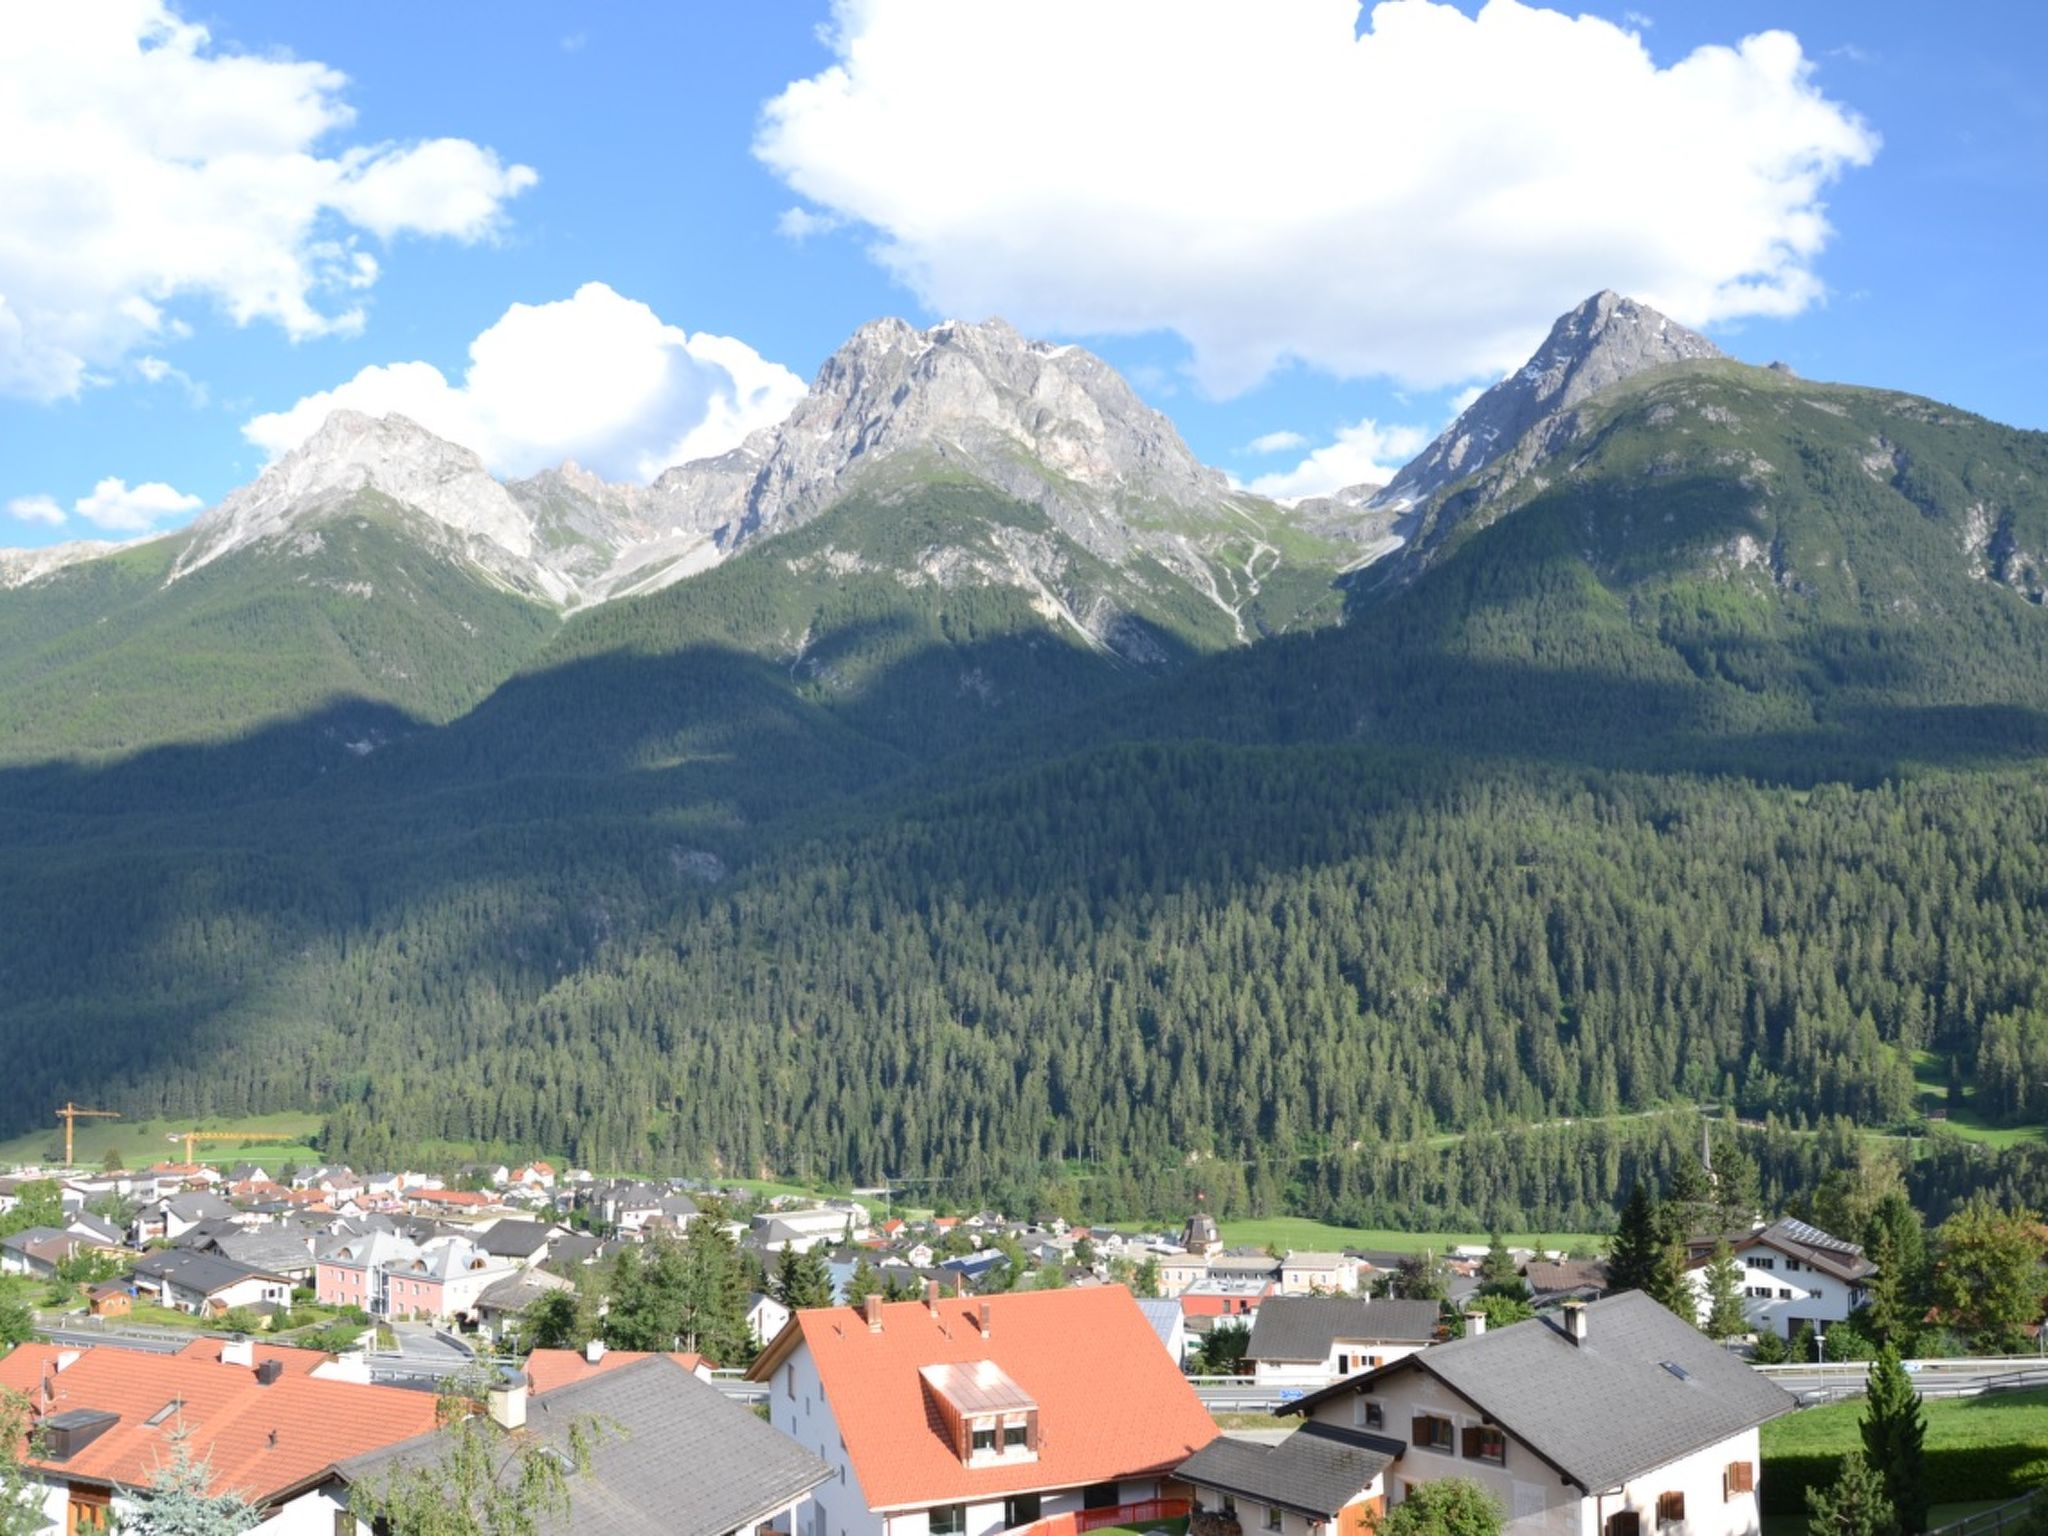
[476,1219,558,1258]
[132,1249,288,1295]
[211,1230,317,1272]
[0,1226,68,1253]
[1525,1258,1608,1297]
[1745,1218,1876,1284]
[163,1192,234,1223]
[1178,1423,1402,1518]
[1248,1297,1440,1360]
[337,1355,829,1536]
[1284,1292,1794,1491]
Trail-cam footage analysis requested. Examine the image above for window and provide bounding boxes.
[66,1490,110,1536]
[1785,1258,1802,1272]
[1337,1353,1351,1374]
[1724,1461,1757,1498]
[1778,1287,1793,1300]
[1353,1397,1384,1430]
[1005,1495,1041,1528]
[333,1512,357,1536]
[1656,1492,1685,1528]
[785,1365,795,1400]
[1083,1485,1120,1512]
[1461,1424,1506,1466]
[1221,1498,1237,1519]
[1605,1515,1640,1536]
[1264,1506,1284,1532]
[1004,1423,1028,1451]
[1753,1257,1775,1271]
[929,1507,966,1536]
[1410,1414,1454,1453]
[971,1425,996,1455]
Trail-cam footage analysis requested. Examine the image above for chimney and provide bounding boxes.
[1463,1309,1486,1338]
[255,1360,284,1387]
[953,1274,967,1298]
[977,1301,991,1340]
[865,1294,885,1333]
[926,1279,942,1317]
[55,1350,81,1374]
[585,1338,606,1365]
[486,1369,529,1431]
[221,1336,255,1369]
[1563,1301,1588,1345]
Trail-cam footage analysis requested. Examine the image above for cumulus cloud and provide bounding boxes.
[1246,430,1309,455]
[0,2,537,401]
[243,282,807,483]
[6,494,66,527]
[72,477,203,532]
[758,0,1877,394]
[1248,418,1433,502]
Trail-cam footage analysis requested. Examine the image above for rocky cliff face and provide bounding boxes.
[1376,291,1722,515]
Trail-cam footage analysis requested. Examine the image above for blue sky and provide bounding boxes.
[3,0,2043,545]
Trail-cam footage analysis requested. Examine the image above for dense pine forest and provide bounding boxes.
[6,359,2048,1230]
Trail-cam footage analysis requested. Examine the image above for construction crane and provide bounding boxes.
[176,1130,293,1166]
[54,1102,119,1167]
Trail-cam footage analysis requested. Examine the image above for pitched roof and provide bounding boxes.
[523,1348,708,1394]
[338,1356,827,1536]
[132,1250,288,1297]
[1741,1218,1876,1283]
[1177,1423,1402,1518]
[1282,1292,1795,1491]
[1524,1258,1609,1297]
[0,1342,436,1502]
[1247,1297,1440,1360]
[748,1286,1216,1511]
[475,1219,557,1258]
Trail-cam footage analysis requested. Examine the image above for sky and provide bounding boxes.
[2,0,2044,546]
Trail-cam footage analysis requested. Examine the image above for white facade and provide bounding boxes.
[1252,1334,1427,1386]
[1279,1253,1361,1296]
[1686,1247,1866,1341]
[1307,1372,1764,1536]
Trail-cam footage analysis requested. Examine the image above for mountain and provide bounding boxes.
[6,294,2048,1233]
[1371,291,1722,541]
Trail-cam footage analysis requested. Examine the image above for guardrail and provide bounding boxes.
[1931,1488,2047,1536]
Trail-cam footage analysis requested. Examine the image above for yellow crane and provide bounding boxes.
[176,1130,293,1166]
[54,1102,119,1167]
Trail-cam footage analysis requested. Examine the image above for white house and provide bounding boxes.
[1246,1296,1441,1385]
[1272,1293,1794,1536]
[748,1285,1218,1536]
[1279,1251,1362,1296]
[1686,1217,1875,1342]
[747,1289,794,1348]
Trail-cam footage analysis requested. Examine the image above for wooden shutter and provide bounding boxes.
[1411,1415,1430,1445]
[1725,1460,1755,1495]
[1461,1425,1482,1458]
[1657,1492,1685,1524]
[1605,1515,1640,1536]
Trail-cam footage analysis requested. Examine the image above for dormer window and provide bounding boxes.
[919,1361,1039,1466]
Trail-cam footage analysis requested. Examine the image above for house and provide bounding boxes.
[63,1213,128,1252]
[748,1290,794,1348]
[1134,1296,1190,1368]
[327,1353,830,1536]
[87,1283,132,1317]
[1275,1292,1795,1534]
[0,1336,438,1533]
[523,1342,715,1391]
[0,1227,85,1278]
[748,1284,1217,1536]
[474,1218,565,1269]
[208,1229,319,1284]
[1279,1252,1361,1296]
[473,1269,577,1345]
[1684,1218,1876,1341]
[1246,1297,1442,1385]
[508,1160,558,1189]
[1524,1258,1609,1308]
[752,1203,865,1254]
[1179,1421,1402,1536]
[131,1250,293,1317]
[134,1190,237,1244]
[315,1232,521,1322]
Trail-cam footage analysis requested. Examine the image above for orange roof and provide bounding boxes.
[410,1189,492,1207]
[522,1348,710,1393]
[750,1287,1215,1510]
[0,1343,436,1504]
[173,1338,327,1377]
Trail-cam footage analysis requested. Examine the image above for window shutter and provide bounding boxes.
[1605,1515,1640,1536]
[1727,1460,1755,1494]
[1461,1425,1481,1459]
[1411,1415,1430,1444]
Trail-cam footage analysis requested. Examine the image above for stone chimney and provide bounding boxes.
[486,1369,529,1431]
[1464,1309,1486,1338]
[866,1294,885,1333]
[1563,1301,1589,1345]
[585,1338,606,1365]
[926,1279,941,1317]
[978,1301,992,1340]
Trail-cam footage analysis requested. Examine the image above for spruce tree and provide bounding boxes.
[1805,1452,1900,1536]
[123,1419,259,1536]
[1606,1184,1664,1296]
[1476,1235,1528,1301]
[1861,1344,1928,1534]
[844,1255,880,1308]
[1701,1239,1748,1340]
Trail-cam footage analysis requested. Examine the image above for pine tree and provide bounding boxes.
[1805,1452,1900,1536]
[1860,1344,1928,1534]
[1701,1239,1748,1340]
[1606,1184,1664,1296]
[1476,1235,1528,1301]
[124,1419,259,1536]
[844,1255,880,1308]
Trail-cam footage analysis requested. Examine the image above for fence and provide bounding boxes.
[1930,1488,2046,1536]
[1006,1498,1192,1536]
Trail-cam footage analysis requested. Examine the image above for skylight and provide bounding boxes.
[1659,1361,1691,1382]
[145,1398,183,1427]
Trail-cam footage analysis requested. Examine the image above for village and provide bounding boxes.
[2,1141,1977,1536]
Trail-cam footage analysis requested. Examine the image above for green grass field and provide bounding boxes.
[1910,1049,2048,1148]
[0,1110,325,1172]
[1216,1215,1604,1255]
[1761,1385,2048,1511]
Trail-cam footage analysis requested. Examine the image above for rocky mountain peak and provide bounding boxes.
[1376,291,1722,512]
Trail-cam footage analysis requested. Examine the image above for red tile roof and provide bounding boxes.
[0,1343,436,1504]
[750,1287,1215,1511]
[522,1348,711,1393]
[410,1189,492,1208]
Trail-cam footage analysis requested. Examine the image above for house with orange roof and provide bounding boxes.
[521,1340,714,1391]
[748,1284,1217,1536]
[0,1336,437,1534]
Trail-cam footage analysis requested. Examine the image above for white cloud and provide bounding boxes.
[243,282,807,483]
[758,0,1877,394]
[1247,430,1309,454]
[72,477,203,532]
[1248,418,1433,501]
[0,2,537,402]
[6,494,66,526]
[135,354,209,405]
[777,206,844,242]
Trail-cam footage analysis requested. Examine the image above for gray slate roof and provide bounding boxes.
[131,1249,288,1296]
[1285,1291,1794,1491]
[1178,1423,1402,1518]
[476,1219,557,1258]
[211,1230,317,1273]
[337,1355,830,1536]
[1248,1296,1440,1360]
